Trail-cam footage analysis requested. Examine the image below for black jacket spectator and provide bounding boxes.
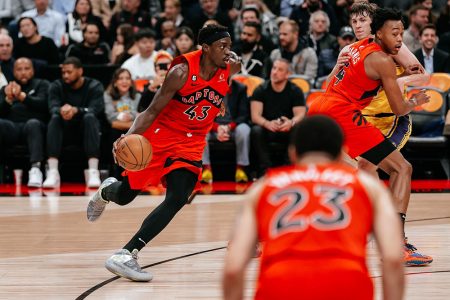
[14,36,59,65]
[290,0,339,36]
[49,77,104,117]
[0,78,50,123]
[65,42,111,65]
[414,47,450,73]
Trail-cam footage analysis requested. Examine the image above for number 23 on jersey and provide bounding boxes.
[268,184,353,239]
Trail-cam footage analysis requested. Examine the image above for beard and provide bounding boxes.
[241,41,257,54]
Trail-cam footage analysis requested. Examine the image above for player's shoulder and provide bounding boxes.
[167,62,189,81]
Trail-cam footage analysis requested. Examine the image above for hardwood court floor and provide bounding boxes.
[0,190,449,299]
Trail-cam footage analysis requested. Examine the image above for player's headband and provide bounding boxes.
[202,31,231,45]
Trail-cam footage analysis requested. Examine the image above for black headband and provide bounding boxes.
[202,31,231,45]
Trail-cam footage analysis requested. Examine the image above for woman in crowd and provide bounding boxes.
[174,26,196,57]
[111,23,137,65]
[104,68,140,177]
[138,50,173,112]
[66,0,107,45]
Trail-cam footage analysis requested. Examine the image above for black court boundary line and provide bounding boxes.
[76,246,226,300]
[406,216,450,223]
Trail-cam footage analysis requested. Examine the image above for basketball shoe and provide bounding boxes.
[86,177,117,222]
[105,249,153,282]
[403,238,433,266]
[235,168,248,183]
[201,169,213,184]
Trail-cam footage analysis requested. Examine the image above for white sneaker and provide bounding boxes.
[43,169,60,188]
[27,167,43,187]
[105,249,153,282]
[86,177,117,222]
[86,169,101,188]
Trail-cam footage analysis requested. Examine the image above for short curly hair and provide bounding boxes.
[371,7,403,34]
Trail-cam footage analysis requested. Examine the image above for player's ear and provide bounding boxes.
[202,43,210,53]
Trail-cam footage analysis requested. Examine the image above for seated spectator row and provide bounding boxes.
[0,55,310,187]
[2,1,449,86]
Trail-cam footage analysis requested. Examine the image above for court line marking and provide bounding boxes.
[76,246,226,300]
[407,216,450,223]
[371,270,450,279]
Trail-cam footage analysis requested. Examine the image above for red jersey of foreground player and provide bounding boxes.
[127,50,230,189]
[308,37,387,158]
[255,163,373,300]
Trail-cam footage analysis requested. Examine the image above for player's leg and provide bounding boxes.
[369,150,432,266]
[234,123,250,182]
[104,168,197,281]
[357,158,379,178]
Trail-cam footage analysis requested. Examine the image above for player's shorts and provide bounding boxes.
[124,125,204,190]
[365,114,412,150]
[255,259,373,300]
[308,95,396,164]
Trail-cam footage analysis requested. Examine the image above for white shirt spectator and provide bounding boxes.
[21,7,66,47]
[0,72,7,88]
[0,0,13,19]
[422,48,434,74]
[121,52,157,80]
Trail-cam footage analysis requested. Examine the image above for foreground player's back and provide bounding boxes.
[255,163,374,300]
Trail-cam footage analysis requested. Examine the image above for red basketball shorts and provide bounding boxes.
[124,125,204,190]
[308,95,386,159]
[255,260,373,300]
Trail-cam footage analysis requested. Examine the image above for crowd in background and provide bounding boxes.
[0,0,449,187]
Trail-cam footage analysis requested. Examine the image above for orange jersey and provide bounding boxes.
[126,50,231,189]
[149,49,230,137]
[255,163,374,300]
[325,38,383,110]
[307,39,388,159]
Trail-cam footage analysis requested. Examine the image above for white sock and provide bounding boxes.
[88,158,99,170]
[48,158,58,170]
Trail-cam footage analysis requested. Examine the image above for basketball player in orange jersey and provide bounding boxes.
[86,24,242,281]
[223,115,405,300]
[326,3,433,266]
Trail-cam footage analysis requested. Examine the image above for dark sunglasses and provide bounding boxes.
[156,63,169,70]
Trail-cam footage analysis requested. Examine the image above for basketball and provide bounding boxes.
[115,134,152,171]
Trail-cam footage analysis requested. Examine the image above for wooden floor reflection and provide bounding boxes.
[0,190,449,299]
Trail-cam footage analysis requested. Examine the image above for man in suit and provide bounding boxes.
[414,24,450,73]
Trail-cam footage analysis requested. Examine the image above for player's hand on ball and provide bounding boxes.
[112,134,126,164]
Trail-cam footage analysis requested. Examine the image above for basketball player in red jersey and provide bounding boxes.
[86,25,242,281]
[328,3,433,266]
[308,8,433,265]
[223,115,405,300]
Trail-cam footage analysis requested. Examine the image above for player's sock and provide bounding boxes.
[399,213,406,237]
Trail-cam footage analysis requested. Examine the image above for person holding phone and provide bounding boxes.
[137,50,173,112]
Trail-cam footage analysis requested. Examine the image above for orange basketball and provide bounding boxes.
[115,134,152,171]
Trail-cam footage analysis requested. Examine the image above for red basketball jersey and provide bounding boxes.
[255,163,374,299]
[150,50,230,137]
[326,38,383,110]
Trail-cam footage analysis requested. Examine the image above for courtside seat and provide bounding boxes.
[402,87,449,179]
[231,75,264,96]
[289,74,311,95]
